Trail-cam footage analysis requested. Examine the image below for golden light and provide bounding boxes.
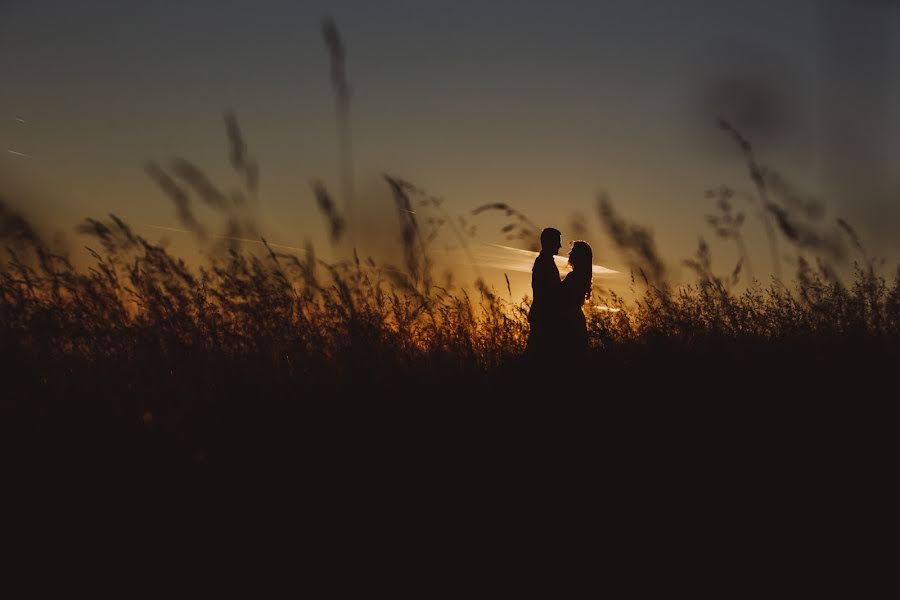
[470,242,619,277]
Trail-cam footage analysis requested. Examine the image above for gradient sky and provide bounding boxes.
[1,0,898,298]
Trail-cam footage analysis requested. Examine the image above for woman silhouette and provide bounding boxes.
[559,241,592,354]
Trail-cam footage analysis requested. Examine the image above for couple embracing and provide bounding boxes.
[526,227,593,359]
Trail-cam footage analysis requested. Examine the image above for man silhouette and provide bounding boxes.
[526,227,562,359]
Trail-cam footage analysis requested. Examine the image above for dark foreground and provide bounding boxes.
[4,339,893,472]
[2,341,893,582]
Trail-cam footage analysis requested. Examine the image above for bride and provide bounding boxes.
[558,241,592,354]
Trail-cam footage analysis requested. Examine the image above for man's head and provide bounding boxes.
[540,228,562,254]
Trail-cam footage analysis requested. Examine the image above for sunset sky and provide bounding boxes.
[1,0,898,298]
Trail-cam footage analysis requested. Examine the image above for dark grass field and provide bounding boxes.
[1,123,897,543]
[1,219,895,478]
[2,249,892,573]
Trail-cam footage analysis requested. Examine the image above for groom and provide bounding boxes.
[526,227,562,358]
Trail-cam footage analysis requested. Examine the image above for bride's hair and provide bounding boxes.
[568,241,593,302]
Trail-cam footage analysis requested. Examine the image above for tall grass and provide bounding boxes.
[2,117,898,468]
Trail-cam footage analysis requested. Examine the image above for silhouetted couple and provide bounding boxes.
[526,228,593,360]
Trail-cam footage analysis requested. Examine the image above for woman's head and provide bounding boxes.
[568,241,593,273]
